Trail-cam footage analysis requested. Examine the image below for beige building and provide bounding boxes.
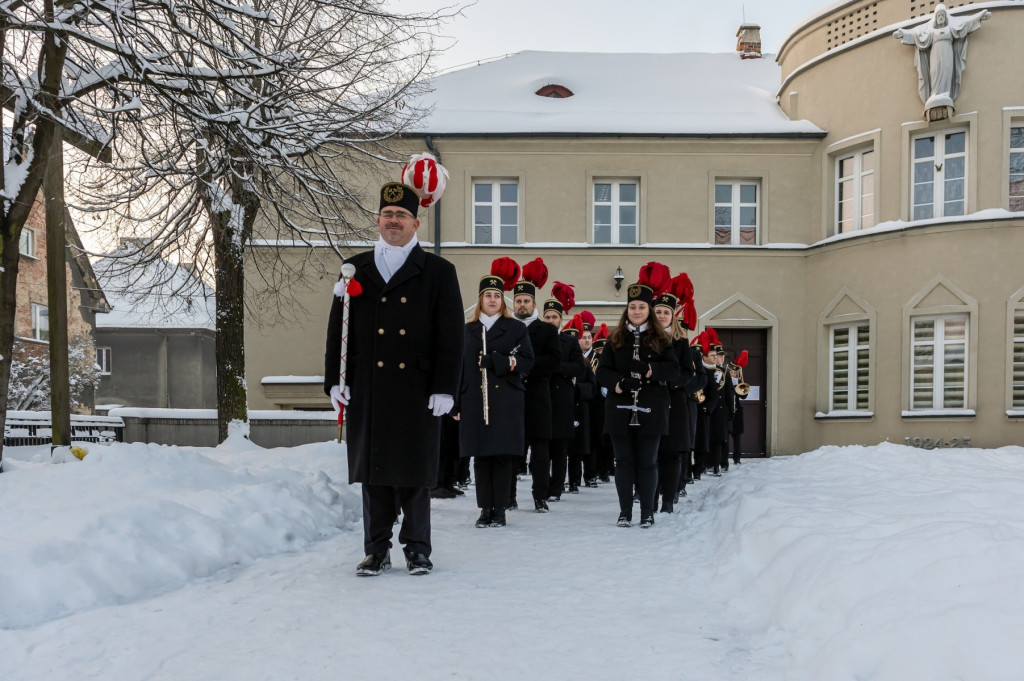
[245,0,1024,455]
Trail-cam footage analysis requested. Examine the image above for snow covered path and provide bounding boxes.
[3,441,1024,680]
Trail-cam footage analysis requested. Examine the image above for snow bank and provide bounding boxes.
[700,443,1024,680]
[0,439,358,629]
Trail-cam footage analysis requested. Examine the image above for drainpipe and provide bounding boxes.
[424,136,442,256]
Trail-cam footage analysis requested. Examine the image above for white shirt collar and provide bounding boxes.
[627,322,648,333]
[480,312,500,330]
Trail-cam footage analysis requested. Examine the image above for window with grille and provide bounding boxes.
[911,314,968,409]
[830,323,870,411]
[836,148,875,234]
[912,129,966,220]
[472,180,519,245]
[1013,311,1024,409]
[714,180,760,245]
[1010,126,1024,212]
[593,180,638,245]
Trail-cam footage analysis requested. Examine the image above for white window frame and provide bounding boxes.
[714,180,760,245]
[592,179,639,245]
[471,179,519,245]
[19,228,36,258]
[835,148,875,234]
[96,346,112,375]
[911,128,967,221]
[1010,296,1024,411]
[31,303,49,342]
[910,314,969,411]
[1010,125,1024,212]
[829,322,870,413]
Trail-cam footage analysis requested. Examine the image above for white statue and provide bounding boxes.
[893,4,991,111]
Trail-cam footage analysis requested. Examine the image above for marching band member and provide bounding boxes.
[542,283,584,502]
[459,258,535,528]
[596,263,680,528]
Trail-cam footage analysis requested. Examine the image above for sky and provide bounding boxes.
[392,0,834,73]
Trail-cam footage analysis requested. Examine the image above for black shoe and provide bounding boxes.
[430,486,457,499]
[640,515,655,529]
[448,485,465,496]
[404,552,433,575]
[506,501,518,511]
[490,508,507,527]
[534,499,549,513]
[568,484,579,494]
[616,515,632,528]
[547,496,560,502]
[659,504,673,514]
[356,552,391,576]
[599,475,610,483]
[585,478,599,488]
[475,509,494,528]
[712,467,721,476]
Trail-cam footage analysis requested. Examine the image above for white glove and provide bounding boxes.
[332,279,347,298]
[601,387,608,398]
[330,384,351,413]
[427,394,454,416]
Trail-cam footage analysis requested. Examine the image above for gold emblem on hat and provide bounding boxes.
[629,284,642,298]
[383,183,404,203]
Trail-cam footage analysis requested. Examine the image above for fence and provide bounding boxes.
[4,411,125,447]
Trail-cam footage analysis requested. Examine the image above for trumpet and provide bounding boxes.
[729,362,750,397]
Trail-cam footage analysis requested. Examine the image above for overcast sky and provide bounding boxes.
[392,0,835,72]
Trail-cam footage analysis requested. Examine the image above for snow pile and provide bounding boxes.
[701,443,1024,679]
[0,439,358,629]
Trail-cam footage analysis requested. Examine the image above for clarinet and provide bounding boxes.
[628,328,643,427]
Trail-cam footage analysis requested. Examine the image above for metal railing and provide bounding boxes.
[4,411,125,447]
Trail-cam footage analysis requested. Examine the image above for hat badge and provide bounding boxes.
[628,284,642,298]
[383,184,404,203]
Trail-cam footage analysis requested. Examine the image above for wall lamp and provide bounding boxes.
[613,266,625,291]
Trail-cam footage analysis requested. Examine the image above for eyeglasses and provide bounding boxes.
[380,210,414,221]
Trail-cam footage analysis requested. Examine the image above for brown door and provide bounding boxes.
[715,328,767,458]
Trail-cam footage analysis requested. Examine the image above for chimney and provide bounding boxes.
[736,23,762,59]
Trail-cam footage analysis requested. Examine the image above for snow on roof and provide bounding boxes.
[92,251,216,330]
[409,51,824,136]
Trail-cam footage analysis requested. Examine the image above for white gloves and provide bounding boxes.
[601,387,608,398]
[330,384,351,413]
[427,394,454,416]
[332,280,347,298]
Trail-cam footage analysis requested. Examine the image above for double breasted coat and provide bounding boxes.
[550,332,584,440]
[662,337,703,452]
[458,315,535,458]
[324,245,464,487]
[596,327,681,437]
[523,319,560,440]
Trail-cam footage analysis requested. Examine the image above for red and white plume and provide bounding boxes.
[638,262,672,297]
[401,153,449,208]
[491,256,521,291]
[551,281,575,315]
[521,257,549,290]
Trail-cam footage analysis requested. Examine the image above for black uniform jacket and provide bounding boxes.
[705,363,736,443]
[596,329,681,437]
[662,337,703,452]
[459,316,535,458]
[523,319,560,440]
[550,332,584,440]
[324,245,464,487]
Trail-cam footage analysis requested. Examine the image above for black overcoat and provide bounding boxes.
[706,363,736,444]
[523,319,560,440]
[458,316,535,458]
[596,328,680,437]
[662,337,699,452]
[324,245,464,487]
[550,332,584,440]
[574,352,598,455]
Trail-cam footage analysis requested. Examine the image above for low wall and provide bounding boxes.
[108,408,341,448]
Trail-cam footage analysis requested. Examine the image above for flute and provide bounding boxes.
[481,325,489,425]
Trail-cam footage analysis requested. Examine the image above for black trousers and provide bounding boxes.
[657,449,682,510]
[610,433,660,520]
[527,438,551,501]
[548,438,569,499]
[731,432,742,464]
[474,455,517,510]
[711,439,728,472]
[362,484,431,557]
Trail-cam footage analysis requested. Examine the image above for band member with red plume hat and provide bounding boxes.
[596,263,680,529]
[325,154,464,577]
[459,258,535,528]
[510,257,562,512]
[728,350,749,466]
[544,281,584,502]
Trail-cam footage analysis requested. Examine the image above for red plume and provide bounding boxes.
[706,327,720,347]
[491,257,520,291]
[551,281,575,315]
[594,323,609,341]
[521,257,549,290]
[694,331,711,355]
[579,310,596,331]
[638,262,672,297]
[734,350,749,368]
[563,314,583,334]
[347,279,363,298]
[681,299,697,331]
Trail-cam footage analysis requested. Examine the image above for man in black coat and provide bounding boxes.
[325,181,464,576]
[542,300,584,501]
[512,277,561,512]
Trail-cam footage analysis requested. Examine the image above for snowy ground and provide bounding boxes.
[2,438,1023,681]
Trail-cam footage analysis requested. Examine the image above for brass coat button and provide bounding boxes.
[401,296,407,303]
[377,361,384,367]
[399,329,406,335]
[381,296,387,302]
[399,362,406,369]
[378,328,384,335]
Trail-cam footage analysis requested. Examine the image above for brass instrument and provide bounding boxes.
[481,325,489,425]
[730,362,751,397]
[695,389,705,404]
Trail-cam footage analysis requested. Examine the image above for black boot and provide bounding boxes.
[356,551,391,576]
[534,498,549,513]
[475,508,493,528]
[490,507,507,527]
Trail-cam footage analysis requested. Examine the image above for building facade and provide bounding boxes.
[244,0,1024,454]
